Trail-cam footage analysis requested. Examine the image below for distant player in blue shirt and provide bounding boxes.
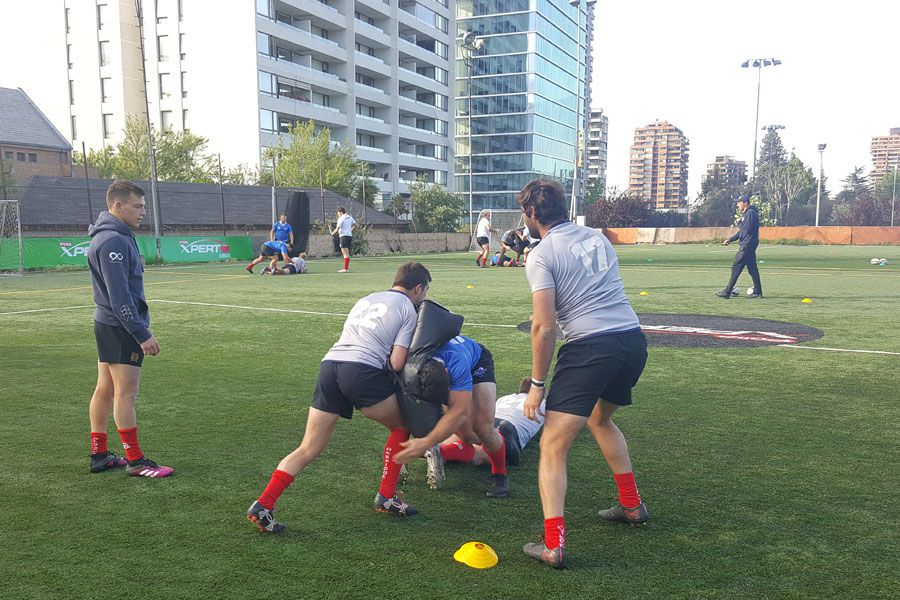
[395,334,509,498]
[271,214,294,245]
[246,240,290,274]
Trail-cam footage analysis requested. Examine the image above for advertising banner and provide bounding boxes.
[3,236,253,270]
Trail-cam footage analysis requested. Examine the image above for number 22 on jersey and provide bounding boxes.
[347,300,388,329]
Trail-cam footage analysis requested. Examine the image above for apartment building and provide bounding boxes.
[60,0,455,205]
[704,155,746,188]
[628,120,689,210]
[586,108,607,194]
[455,0,594,217]
[870,127,900,186]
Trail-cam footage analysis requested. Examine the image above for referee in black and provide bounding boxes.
[717,194,763,299]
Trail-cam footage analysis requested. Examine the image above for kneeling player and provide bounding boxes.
[500,227,528,264]
[395,335,509,498]
[246,240,290,274]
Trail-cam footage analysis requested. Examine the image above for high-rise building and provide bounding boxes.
[628,120,689,210]
[870,127,900,186]
[455,0,593,219]
[704,155,746,188]
[586,108,608,194]
[58,0,456,206]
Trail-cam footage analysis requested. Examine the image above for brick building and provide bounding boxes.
[0,87,73,183]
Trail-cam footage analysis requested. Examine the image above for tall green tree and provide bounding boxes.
[754,128,788,221]
[765,154,817,225]
[409,177,463,233]
[584,187,652,228]
[693,177,746,227]
[266,120,357,198]
[74,115,217,182]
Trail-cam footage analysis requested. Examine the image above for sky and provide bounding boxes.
[591,0,900,200]
[1,1,898,202]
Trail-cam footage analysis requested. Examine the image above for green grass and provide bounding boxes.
[1,245,898,599]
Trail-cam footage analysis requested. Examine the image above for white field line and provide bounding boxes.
[2,300,895,356]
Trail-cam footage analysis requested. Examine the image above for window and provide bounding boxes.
[97,4,108,30]
[354,11,375,25]
[158,73,171,98]
[100,77,112,102]
[312,58,329,73]
[256,0,271,17]
[160,110,172,131]
[156,15,167,25]
[102,114,113,139]
[16,152,25,161]
[355,72,375,87]
[180,72,187,97]
[71,116,77,139]
[66,44,73,69]
[259,109,275,132]
[182,109,188,129]
[312,92,329,107]
[157,35,169,61]
[99,41,110,67]
[3,151,12,160]
[28,153,37,163]
[65,8,70,33]
[256,32,271,56]
[68,80,75,105]
[313,26,328,40]
[356,42,374,56]
[258,70,274,95]
[357,103,376,117]
[356,133,376,147]
[179,34,186,59]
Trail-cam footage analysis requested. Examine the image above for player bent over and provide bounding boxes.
[518,179,648,569]
[86,179,173,478]
[396,335,509,498]
[246,240,290,274]
[247,263,448,533]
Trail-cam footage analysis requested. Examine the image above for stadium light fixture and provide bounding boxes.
[741,57,783,187]
[816,143,826,227]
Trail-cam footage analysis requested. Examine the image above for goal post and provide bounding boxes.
[467,210,524,252]
[0,200,24,276]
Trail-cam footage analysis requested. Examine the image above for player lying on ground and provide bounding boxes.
[272,252,307,275]
[246,240,291,274]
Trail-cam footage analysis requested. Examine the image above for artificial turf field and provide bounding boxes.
[0,244,898,600]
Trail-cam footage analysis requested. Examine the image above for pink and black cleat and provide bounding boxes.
[125,457,174,478]
[90,451,127,473]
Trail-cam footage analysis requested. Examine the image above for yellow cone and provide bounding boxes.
[639,291,648,296]
[466,285,475,289]
[801,297,812,303]
[454,542,499,569]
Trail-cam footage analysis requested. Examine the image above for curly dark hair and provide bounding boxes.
[417,359,450,406]
[516,178,568,225]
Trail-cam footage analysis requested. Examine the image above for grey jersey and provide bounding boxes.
[525,221,639,341]
[494,392,544,449]
[323,290,417,368]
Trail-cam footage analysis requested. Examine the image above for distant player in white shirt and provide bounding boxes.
[330,206,357,273]
[273,253,307,275]
[474,209,496,268]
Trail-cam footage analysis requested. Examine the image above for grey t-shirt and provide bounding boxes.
[525,221,639,341]
[323,290,417,368]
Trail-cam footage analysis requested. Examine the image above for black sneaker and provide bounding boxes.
[486,474,509,498]
[497,420,522,466]
[247,500,285,533]
[715,289,731,299]
[523,541,567,569]
[747,293,764,299]
[598,501,649,524]
[374,493,417,517]
[90,451,127,473]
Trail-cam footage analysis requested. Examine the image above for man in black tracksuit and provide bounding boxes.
[717,194,763,299]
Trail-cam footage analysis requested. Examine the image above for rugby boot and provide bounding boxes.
[497,420,522,466]
[247,501,285,533]
[715,289,732,299]
[747,292,764,299]
[125,457,174,478]
[425,445,445,490]
[374,492,417,517]
[486,474,509,498]
[522,541,567,569]
[90,451,127,473]
[598,501,649,525]
[245,264,254,273]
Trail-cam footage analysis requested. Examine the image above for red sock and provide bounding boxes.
[614,471,641,508]
[378,428,410,498]
[90,432,108,455]
[343,257,350,270]
[485,429,507,475]
[544,516,566,550]
[117,427,143,461]
[439,440,475,463]
[481,258,487,266]
[258,469,295,510]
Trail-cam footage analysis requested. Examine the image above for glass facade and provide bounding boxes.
[456,0,589,217]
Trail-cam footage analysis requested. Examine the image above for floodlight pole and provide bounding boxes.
[891,164,897,227]
[568,0,583,221]
[741,58,781,188]
[135,0,161,260]
[458,34,482,237]
[815,143,826,227]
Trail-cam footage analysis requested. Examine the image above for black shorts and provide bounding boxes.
[312,361,397,419]
[285,264,301,274]
[94,322,144,367]
[261,245,277,257]
[472,345,496,385]
[476,236,490,247]
[339,236,353,249]
[546,330,647,416]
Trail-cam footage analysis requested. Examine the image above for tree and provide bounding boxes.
[266,120,357,199]
[409,177,463,233]
[831,167,880,225]
[584,187,652,228]
[766,154,817,225]
[583,179,605,208]
[693,178,747,227]
[754,128,788,222]
[74,115,217,182]
[350,162,380,209]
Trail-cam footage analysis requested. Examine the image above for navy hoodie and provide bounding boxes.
[88,211,151,343]
[727,205,760,249]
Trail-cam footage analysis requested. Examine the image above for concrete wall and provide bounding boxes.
[602,226,900,245]
[249,231,471,258]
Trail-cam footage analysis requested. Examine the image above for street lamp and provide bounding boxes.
[816,143,826,227]
[891,163,898,227]
[567,0,595,221]
[458,32,484,237]
[741,57,782,187]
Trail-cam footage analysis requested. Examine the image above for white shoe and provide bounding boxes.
[425,444,444,490]
[337,268,349,273]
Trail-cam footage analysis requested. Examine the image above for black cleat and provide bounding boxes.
[90,451,127,473]
[247,501,285,533]
[374,493,417,517]
[486,474,509,498]
[598,501,649,525]
[497,420,521,466]
[715,289,731,299]
[747,293,764,299]
[523,541,567,569]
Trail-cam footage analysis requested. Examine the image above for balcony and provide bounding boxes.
[354,19,391,47]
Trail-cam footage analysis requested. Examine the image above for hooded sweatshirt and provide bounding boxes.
[87,211,151,343]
